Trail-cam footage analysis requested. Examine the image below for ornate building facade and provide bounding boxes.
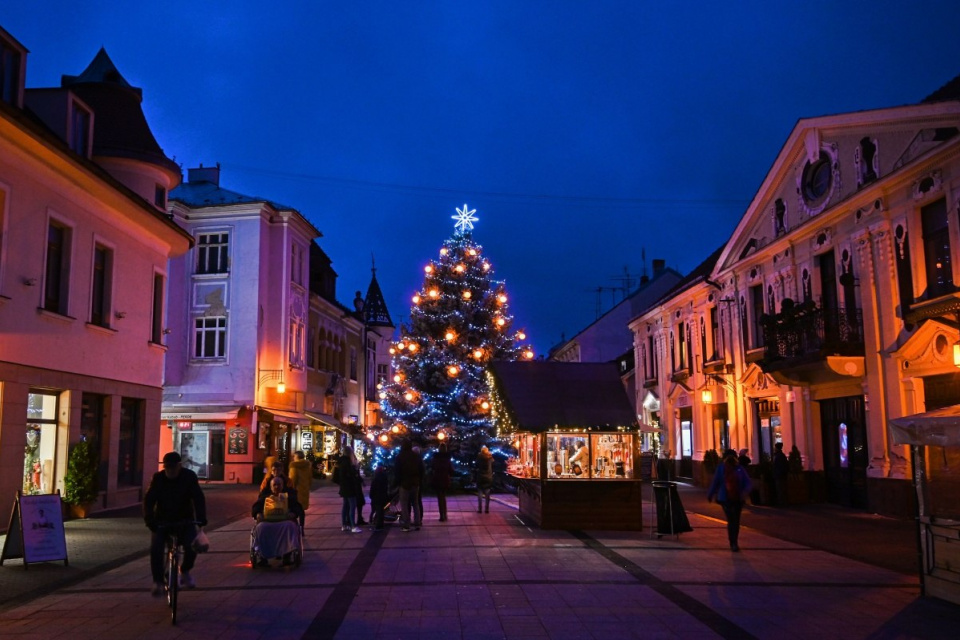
[632,79,960,516]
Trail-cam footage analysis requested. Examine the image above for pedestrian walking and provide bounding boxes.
[707,449,752,552]
[288,450,312,511]
[333,446,363,533]
[773,442,789,506]
[368,465,389,531]
[431,442,454,521]
[475,446,494,513]
[395,440,422,531]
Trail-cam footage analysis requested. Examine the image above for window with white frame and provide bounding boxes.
[90,243,113,327]
[194,316,226,358]
[291,243,304,286]
[70,100,91,157]
[44,220,72,315]
[151,272,164,343]
[749,285,765,349]
[289,318,304,368]
[196,231,229,274]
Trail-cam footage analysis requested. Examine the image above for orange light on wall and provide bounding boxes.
[954,341,960,367]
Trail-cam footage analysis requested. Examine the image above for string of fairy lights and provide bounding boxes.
[368,206,534,467]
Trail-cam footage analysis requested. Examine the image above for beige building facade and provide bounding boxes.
[632,83,960,517]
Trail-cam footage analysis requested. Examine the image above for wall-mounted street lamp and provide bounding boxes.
[259,369,286,394]
[701,389,713,404]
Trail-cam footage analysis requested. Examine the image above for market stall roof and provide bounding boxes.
[890,405,960,447]
[488,361,638,432]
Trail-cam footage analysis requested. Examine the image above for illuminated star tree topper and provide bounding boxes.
[452,203,478,234]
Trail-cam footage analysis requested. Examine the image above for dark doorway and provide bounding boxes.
[679,407,693,478]
[819,396,868,508]
[209,432,225,481]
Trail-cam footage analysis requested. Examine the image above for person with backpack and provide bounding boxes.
[707,449,753,552]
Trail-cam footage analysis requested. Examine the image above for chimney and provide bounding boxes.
[652,259,666,274]
[188,162,220,186]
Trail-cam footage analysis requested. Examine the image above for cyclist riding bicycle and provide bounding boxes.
[144,451,207,596]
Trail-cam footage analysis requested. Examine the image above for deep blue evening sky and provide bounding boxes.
[4,2,960,354]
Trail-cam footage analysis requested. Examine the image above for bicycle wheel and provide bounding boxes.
[166,549,179,624]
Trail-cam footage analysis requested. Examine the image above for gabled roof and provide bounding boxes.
[59,48,179,177]
[648,244,726,309]
[488,361,637,432]
[715,99,960,274]
[922,73,960,104]
[170,179,296,210]
[363,271,394,328]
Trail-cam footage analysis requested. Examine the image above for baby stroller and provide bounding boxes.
[249,518,303,568]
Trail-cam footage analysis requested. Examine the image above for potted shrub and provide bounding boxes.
[63,439,99,518]
[701,448,720,486]
[787,445,809,504]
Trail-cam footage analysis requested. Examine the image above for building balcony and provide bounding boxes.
[761,305,865,374]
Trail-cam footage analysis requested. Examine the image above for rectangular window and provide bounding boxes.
[1,39,22,104]
[677,323,687,371]
[25,391,59,495]
[44,220,71,314]
[70,101,91,157]
[151,273,164,343]
[117,398,142,487]
[289,318,304,367]
[710,306,721,361]
[922,198,952,298]
[750,285,765,349]
[196,232,229,274]
[349,347,358,381]
[377,363,389,386]
[194,316,226,358]
[647,335,657,379]
[291,243,304,286]
[306,322,317,369]
[90,244,112,327]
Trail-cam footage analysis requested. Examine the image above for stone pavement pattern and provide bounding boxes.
[1,483,959,639]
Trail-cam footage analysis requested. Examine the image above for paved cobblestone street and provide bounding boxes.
[1,482,958,639]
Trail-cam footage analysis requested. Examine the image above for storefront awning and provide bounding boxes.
[304,412,344,429]
[259,407,312,426]
[161,405,241,421]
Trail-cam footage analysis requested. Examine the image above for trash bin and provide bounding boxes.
[652,481,692,537]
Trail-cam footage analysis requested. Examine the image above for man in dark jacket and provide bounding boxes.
[394,440,422,531]
[143,452,207,596]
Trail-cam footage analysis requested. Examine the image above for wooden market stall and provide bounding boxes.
[890,406,960,606]
[487,361,643,530]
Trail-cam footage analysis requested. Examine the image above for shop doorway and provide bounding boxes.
[679,407,693,477]
[819,396,867,508]
[24,391,60,495]
[754,398,781,462]
[177,423,225,481]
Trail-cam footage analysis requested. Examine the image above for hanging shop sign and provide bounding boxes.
[301,431,314,450]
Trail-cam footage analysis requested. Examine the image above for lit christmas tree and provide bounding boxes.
[378,205,534,458]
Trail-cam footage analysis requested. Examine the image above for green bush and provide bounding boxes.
[63,440,99,506]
